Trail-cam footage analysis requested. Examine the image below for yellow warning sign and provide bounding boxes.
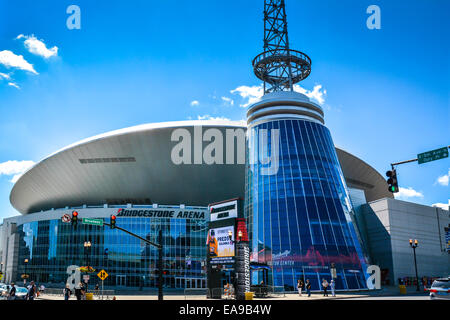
[97,269,108,281]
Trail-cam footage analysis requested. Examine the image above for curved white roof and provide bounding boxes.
[10,120,391,215]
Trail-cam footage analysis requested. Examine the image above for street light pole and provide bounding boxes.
[409,239,420,292]
[83,241,92,292]
[158,229,163,301]
[24,259,28,286]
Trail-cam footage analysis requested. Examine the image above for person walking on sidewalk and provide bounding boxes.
[297,279,304,296]
[306,279,312,297]
[75,282,82,301]
[26,281,36,300]
[322,279,329,297]
[63,284,72,300]
[330,279,336,297]
[80,282,86,300]
[8,283,16,300]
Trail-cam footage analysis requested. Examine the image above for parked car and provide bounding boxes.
[429,277,450,300]
[0,284,9,299]
[14,287,28,300]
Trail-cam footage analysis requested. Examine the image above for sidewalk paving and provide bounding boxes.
[37,286,427,301]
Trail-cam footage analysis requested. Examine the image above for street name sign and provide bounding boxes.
[97,270,108,281]
[418,147,449,165]
[83,218,104,227]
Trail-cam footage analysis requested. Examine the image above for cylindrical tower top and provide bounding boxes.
[247,91,324,127]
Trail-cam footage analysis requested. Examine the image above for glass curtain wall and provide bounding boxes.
[16,216,207,289]
[245,119,369,291]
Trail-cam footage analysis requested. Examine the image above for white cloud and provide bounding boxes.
[221,96,234,106]
[0,72,11,80]
[8,82,20,89]
[16,34,58,59]
[0,50,38,74]
[230,85,264,108]
[394,187,424,199]
[293,84,327,105]
[0,160,35,183]
[432,202,449,211]
[197,115,231,121]
[230,83,327,108]
[190,100,200,107]
[436,169,450,186]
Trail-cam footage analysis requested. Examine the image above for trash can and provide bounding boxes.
[245,292,254,300]
[86,293,94,300]
[399,285,407,295]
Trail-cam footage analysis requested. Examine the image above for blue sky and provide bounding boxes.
[0,0,448,221]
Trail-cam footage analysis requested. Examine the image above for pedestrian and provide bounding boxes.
[75,282,82,301]
[39,284,45,294]
[27,281,36,300]
[305,279,311,297]
[322,279,329,297]
[297,279,304,296]
[63,284,72,300]
[330,279,336,297]
[94,283,99,296]
[8,282,16,300]
[80,282,86,300]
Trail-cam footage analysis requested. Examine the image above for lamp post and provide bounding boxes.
[409,239,420,292]
[83,241,92,292]
[24,259,29,285]
[83,241,92,267]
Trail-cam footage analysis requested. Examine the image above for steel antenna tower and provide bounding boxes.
[253,0,312,94]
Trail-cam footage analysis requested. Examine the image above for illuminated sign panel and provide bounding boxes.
[207,226,235,264]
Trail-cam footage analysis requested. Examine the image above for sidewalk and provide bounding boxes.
[37,287,424,301]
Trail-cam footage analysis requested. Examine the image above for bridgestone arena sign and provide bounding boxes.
[117,208,207,220]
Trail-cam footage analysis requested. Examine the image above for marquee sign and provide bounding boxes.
[209,200,238,222]
[116,208,207,220]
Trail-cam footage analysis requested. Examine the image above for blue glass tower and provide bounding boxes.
[245,1,369,290]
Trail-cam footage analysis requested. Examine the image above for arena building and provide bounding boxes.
[0,120,399,290]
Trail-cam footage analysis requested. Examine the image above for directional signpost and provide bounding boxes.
[388,146,449,192]
[418,147,449,165]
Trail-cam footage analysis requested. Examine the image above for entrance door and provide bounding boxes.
[116,275,126,287]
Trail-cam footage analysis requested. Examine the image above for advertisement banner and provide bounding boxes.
[207,226,235,260]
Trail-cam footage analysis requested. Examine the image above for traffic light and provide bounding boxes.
[71,211,79,227]
[386,169,399,193]
[110,215,116,229]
